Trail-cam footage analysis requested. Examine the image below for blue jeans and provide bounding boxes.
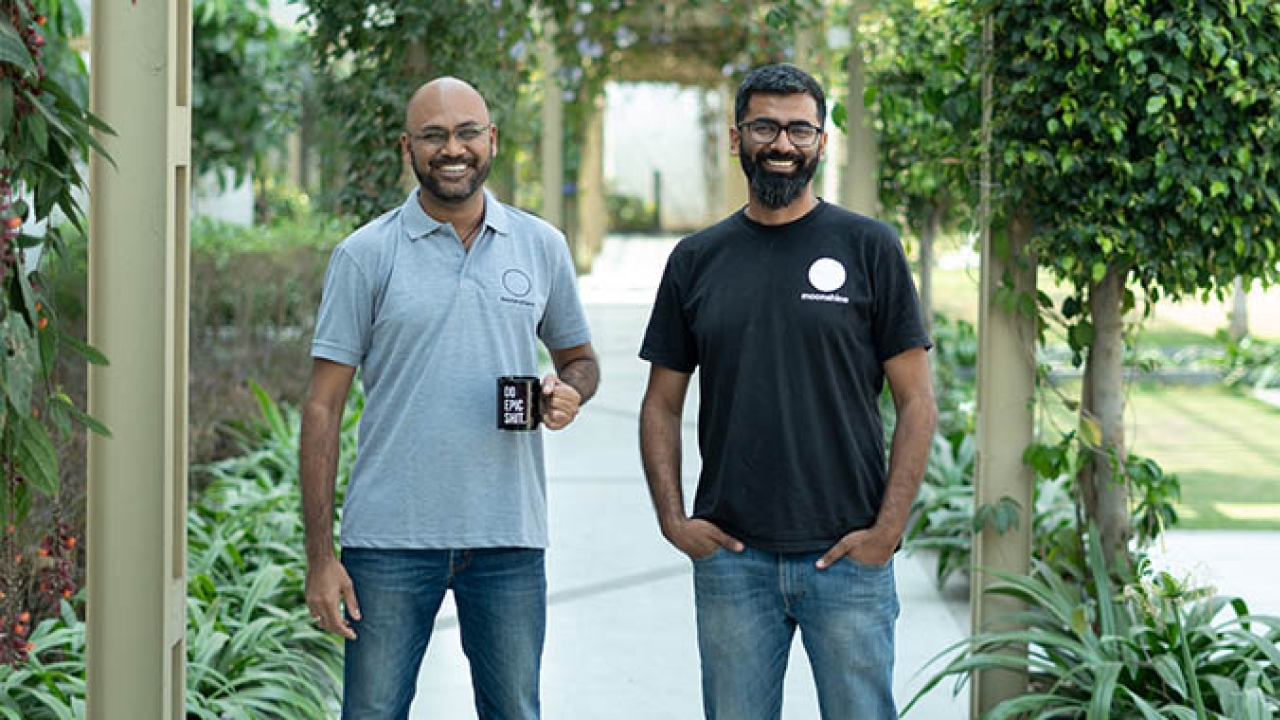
[692,546,900,720]
[340,547,546,720]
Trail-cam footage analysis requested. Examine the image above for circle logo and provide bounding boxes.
[807,258,846,293]
[502,269,532,297]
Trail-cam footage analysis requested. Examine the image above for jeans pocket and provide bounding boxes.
[842,554,893,571]
[691,546,726,563]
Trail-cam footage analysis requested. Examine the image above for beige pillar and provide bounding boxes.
[87,1,190,719]
[539,22,564,229]
[841,1,879,216]
[970,218,1036,714]
[970,15,1036,714]
[575,94,606,272]
[721,83,747,216]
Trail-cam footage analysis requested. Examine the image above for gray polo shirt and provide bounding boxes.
[312,189,591,549]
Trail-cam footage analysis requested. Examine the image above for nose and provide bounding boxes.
[441,130,467,154]
[768,129,798,152]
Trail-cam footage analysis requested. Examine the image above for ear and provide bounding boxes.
[818,130,828,161]
[729,124,742,157]
[489,124,499,159]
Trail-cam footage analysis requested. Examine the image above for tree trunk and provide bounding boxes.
[841,0,879,216]
[1229,276,1250,341]
[918,202,943,336]
[1081,265,1131,569]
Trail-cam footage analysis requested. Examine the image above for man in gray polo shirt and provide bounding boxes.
[300,76,598,720]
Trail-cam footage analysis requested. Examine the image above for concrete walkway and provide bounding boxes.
[408,235,1280,719]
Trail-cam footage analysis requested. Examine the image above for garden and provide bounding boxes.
[3,0,1280,718]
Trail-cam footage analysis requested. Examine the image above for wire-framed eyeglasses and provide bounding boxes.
[737,119,823,147]
[409,123,492,148]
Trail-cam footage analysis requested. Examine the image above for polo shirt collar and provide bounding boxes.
[401,187,511,242]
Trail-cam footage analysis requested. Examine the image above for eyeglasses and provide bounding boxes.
[736,119,823,148]
[409,123,492,148]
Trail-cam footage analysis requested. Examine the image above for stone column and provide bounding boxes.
[970,16,1036,714]
[575,94,606,272]
[540,20,564,230]
[87,1,191,719]
[721,83,747,216]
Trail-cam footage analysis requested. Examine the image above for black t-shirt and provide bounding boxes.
[640,201,931,552]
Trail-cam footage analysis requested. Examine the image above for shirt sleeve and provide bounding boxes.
[871,228,932,362]
[639,246,698,372]
[311,244,373,367]
[537,234,592,351]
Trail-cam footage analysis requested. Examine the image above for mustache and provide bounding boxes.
[428,156,476,169]
[756,150,805,165]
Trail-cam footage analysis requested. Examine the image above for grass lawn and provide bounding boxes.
[1127,384,1280,530]
[929,249,1280,531]
[930,255,1280,343]
[1036,382,1280,531]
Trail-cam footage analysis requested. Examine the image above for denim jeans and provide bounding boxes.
[692,546,900,720]
[340,547,546,720]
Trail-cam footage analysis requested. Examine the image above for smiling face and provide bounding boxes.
[401,78,498,205]
[732,92,827,210]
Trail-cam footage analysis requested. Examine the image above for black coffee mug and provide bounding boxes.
[497,376,542,431]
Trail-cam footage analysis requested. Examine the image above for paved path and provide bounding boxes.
[407,235,1280,719]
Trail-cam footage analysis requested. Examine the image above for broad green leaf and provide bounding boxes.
[1091,261,1108,283]
[1146,96,1167,115]
[0,18,36,74]
[1080,416,1104,448]
[16,414,59,495]
[54,394,112,438]
[831,102,847,133]
[60,331,109,366]
[1151,653,1189,698]
[0,311,37,413]
[0,81,13,132]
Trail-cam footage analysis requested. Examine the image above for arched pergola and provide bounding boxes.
[82,5,1035,717]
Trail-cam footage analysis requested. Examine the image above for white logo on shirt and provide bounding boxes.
[802,258,849,304]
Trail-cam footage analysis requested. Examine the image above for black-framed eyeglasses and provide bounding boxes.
[409,123,492,148]
[736,119,823,147]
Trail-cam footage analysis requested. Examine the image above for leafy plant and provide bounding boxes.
[0,600,85,719]
[192,0,302,187]
[1215,332,1280,392]
[907,528,1280,719]
[186,384,356,718]
[979,0,1280,565]
[0,0,109,665]
[905,432,1079,589]
[0,384,362,718]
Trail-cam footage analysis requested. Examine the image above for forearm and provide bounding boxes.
[639,399,688,536]
[300,405,342,564]
[874,394,938,541]
[557,356,599,405]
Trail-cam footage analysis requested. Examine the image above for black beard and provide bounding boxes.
[739,149,819,209]
[409,145,492,203]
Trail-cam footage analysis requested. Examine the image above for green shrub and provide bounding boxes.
[1216,332,1280,391]
[186,384,356,718]
[908,529,1280,719]
[0,384,361,718]
[606,191,656,233]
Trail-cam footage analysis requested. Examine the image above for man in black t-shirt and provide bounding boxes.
[639,64,937,720]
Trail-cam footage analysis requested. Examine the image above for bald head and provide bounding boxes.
[406,77,491,133]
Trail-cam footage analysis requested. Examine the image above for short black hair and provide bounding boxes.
[734,64,826,125]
